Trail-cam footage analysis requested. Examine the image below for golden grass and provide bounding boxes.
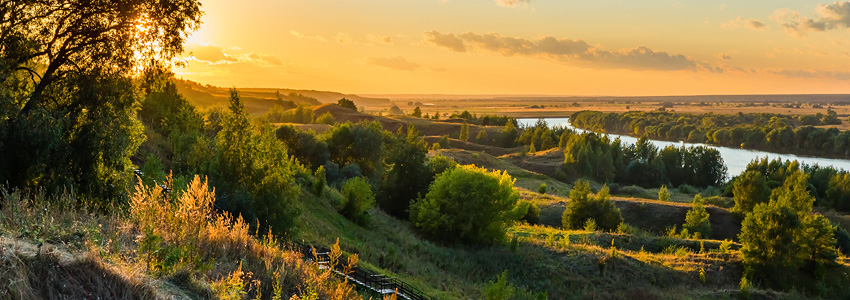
[0,176,361,300]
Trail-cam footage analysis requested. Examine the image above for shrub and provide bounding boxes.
[614,185,654,199]
[537,183,547,194]
[483,271,515,300]
[427,155,458,178]
[678,184,697,194]
[683,195,711,239]
[658,185,670,202]
[338,177,375,225]
[410,165,519,245]
[313,166,326,196]
[315,112,336,125]
[514,200,540,224]
[562,181,622,232]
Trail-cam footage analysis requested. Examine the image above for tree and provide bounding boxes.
[338,177,375,225]
[0,0,201,205]
[410,165,519,245]
[411,106,422,118]
[459,121,469,141]
[323,121,387,181]
[476,129,489,144]
[338,98,357,111]
[739,172,838,286]
[562,181,622,232]
[658,185,671,202]
[214,89,300,234]
[683,195,711,239]
[732,170,771,215]
[378,125,430,219]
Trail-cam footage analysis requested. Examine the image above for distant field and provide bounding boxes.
[358,96,850,131]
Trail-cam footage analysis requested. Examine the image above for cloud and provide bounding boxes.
[290,30,327,42]
[188,44,238,64]
[367,34,393,45]
[184,43,284,67]
[722,16,768,30]
[495,0,530,7]
[716,53,732,61]
[424,31,701,71]
[423,31,467,52]
[771,1,850,37]
[368,56,420,71]
[770,69,850,80]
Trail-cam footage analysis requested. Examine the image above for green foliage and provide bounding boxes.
[275,125,329,170]
[739,171,839,286]
[313,166,326,196]
[570,110,850,159]
[378,125,431,219]
[411,106,422,118]
[323,121,387,181]
[537,183,547,194]
[459,121,470,141]
[338,177,375,225]
[476,129,489,144]
[732,170,771,215]
[483,271,515,300]
[515,200,540,224]
[657,185,670,202]
[427,155,458,178]
[338,98,357,111]
[562,181,623,232]
[683,195,711,239]
[315,111,336,125]
[0,0,201,207]
[583,219,597,232]
[212,89,300,234]
[410,165,519,245]
[141,153,167,187]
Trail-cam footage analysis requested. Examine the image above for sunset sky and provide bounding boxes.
[174,0,850,96]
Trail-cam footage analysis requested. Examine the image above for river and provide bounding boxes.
[517,117,850,178]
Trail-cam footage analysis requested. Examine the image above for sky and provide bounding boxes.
[173,0,850,96]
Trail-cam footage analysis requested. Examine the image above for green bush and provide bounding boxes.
[337,177,375,225]
[562,180,622,232]
[677,184,697,194]
[410,165,519,245]
[683,195,711,239]
[658,185,671,202]
[483,271,515,300]
[537,183,547,194]
[515,200,541,224]
[315,112,336,125]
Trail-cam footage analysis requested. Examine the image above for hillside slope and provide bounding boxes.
[173,79,390,114]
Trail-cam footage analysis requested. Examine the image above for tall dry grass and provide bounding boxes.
[0,175,359,299]
[128,174,359,299]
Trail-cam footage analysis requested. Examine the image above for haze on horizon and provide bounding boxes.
[174,0,850,96]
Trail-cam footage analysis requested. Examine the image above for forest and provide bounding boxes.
[570,110,850,159]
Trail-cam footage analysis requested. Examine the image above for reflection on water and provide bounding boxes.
[517,117,850,178]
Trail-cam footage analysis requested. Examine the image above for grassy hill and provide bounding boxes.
[173,78,391,114]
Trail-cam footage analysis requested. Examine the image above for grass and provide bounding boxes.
[0,177,359,300]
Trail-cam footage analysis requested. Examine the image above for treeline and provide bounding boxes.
[731,157,850,213]
[514,119,726,188]
[570,110,850,158]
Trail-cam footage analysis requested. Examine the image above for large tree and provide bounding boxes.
[0,0,202,205]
